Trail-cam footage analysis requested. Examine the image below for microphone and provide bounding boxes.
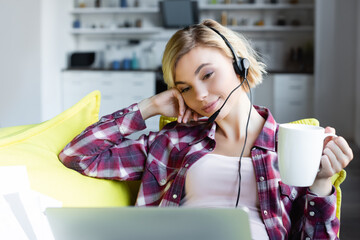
[207,80,245,123]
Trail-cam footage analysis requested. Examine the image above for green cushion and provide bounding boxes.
[0,91,132,207]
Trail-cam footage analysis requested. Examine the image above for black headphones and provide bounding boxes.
[207,26,250,79]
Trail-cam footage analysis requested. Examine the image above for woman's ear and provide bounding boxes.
[237,74,244,85]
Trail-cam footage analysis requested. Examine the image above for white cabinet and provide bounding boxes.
[252,74,275,113]
[253,73,313,123]
[273,74,313,123]
[62,70,159,136]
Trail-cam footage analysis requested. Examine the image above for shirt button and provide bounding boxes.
[263,210,268,216]
[185,164,189,168]
[160,179,166,185]
[259,176,265,181]
[309,211,315,217]
[309,201,315,206]
[173,194,178,199]
[305,237,311,240]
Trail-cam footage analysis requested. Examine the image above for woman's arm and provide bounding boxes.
[291,127,353,239]
[58,88,198,181]
[58,103,151,181]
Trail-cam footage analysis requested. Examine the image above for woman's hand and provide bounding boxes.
[138,88,200,123]
[310,127,354,196]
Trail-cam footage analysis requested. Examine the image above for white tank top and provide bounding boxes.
[180,154,269,240]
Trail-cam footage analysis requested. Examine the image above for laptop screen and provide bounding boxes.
[45,207,252,240]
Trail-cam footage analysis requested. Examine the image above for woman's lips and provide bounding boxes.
[202,98,220,114]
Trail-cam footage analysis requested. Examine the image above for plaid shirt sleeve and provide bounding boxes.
[253,106,340,240]
[290,187,339,240]
[59,103,153,181]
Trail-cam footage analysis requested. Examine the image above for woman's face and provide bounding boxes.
[174,46,242,120]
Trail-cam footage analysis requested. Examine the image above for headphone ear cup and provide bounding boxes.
[233,60,245,78]
[241,58,250,76]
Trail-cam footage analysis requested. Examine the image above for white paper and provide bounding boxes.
[3,192,38,240]
[0,195,29,240]
[0,166,62,240]
[0,165,31,194]
[33,191,62,240]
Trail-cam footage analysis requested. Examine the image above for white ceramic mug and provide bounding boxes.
[278,124,336,186]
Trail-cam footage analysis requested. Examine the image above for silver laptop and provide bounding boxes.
[45,207,252,240]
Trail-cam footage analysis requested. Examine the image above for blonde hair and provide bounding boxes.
[162,19,266,90]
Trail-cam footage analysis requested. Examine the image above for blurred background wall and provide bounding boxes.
[0,0,41,127]
[315,0,359,144]
[0,0,359,148]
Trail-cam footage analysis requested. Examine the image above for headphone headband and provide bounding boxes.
[207,27,238,61]
[206,26,249,78]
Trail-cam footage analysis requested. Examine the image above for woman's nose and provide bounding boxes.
[193,84,208,101]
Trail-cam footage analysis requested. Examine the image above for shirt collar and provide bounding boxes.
[252,105,278,152]
[187,105,277,151]
[188,120,217,146]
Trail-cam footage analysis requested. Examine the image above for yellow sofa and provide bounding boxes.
[0,91,345,223]
[0,91,137,207]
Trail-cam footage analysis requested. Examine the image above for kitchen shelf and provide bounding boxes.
[69,2,314,36]
[70,27,163,35]
[64,68,313,74]
[70,3,313,14]
[228,25,314,32]
[70,25,313,36]
[200,3,314,10]
[70,7,158,14]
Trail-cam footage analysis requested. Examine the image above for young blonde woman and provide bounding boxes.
[59,19,353,239]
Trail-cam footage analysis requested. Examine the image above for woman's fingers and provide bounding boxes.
[323,146,342,173]
[334,136,354,164]
[193,111,199,121]
[323,127,336,147]
[317,155,335,178]
[169,89,185,123]
[318,136,354,179]
[325,138,353,169]
[182,108,193,123]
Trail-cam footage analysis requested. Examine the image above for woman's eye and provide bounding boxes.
[180,87,190,93]
[203,72,213,80]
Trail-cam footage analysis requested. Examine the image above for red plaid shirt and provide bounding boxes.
[59,104,339,240]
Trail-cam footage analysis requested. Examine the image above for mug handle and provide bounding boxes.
[323,133,337,140]
[323,133,337,147]
[317,133,337,173]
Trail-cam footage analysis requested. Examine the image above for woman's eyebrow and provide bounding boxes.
[194,63,211,75]
[175,63,211,85]
[174,81,186,86]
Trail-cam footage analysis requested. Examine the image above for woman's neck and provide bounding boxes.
[215,94,264,141]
